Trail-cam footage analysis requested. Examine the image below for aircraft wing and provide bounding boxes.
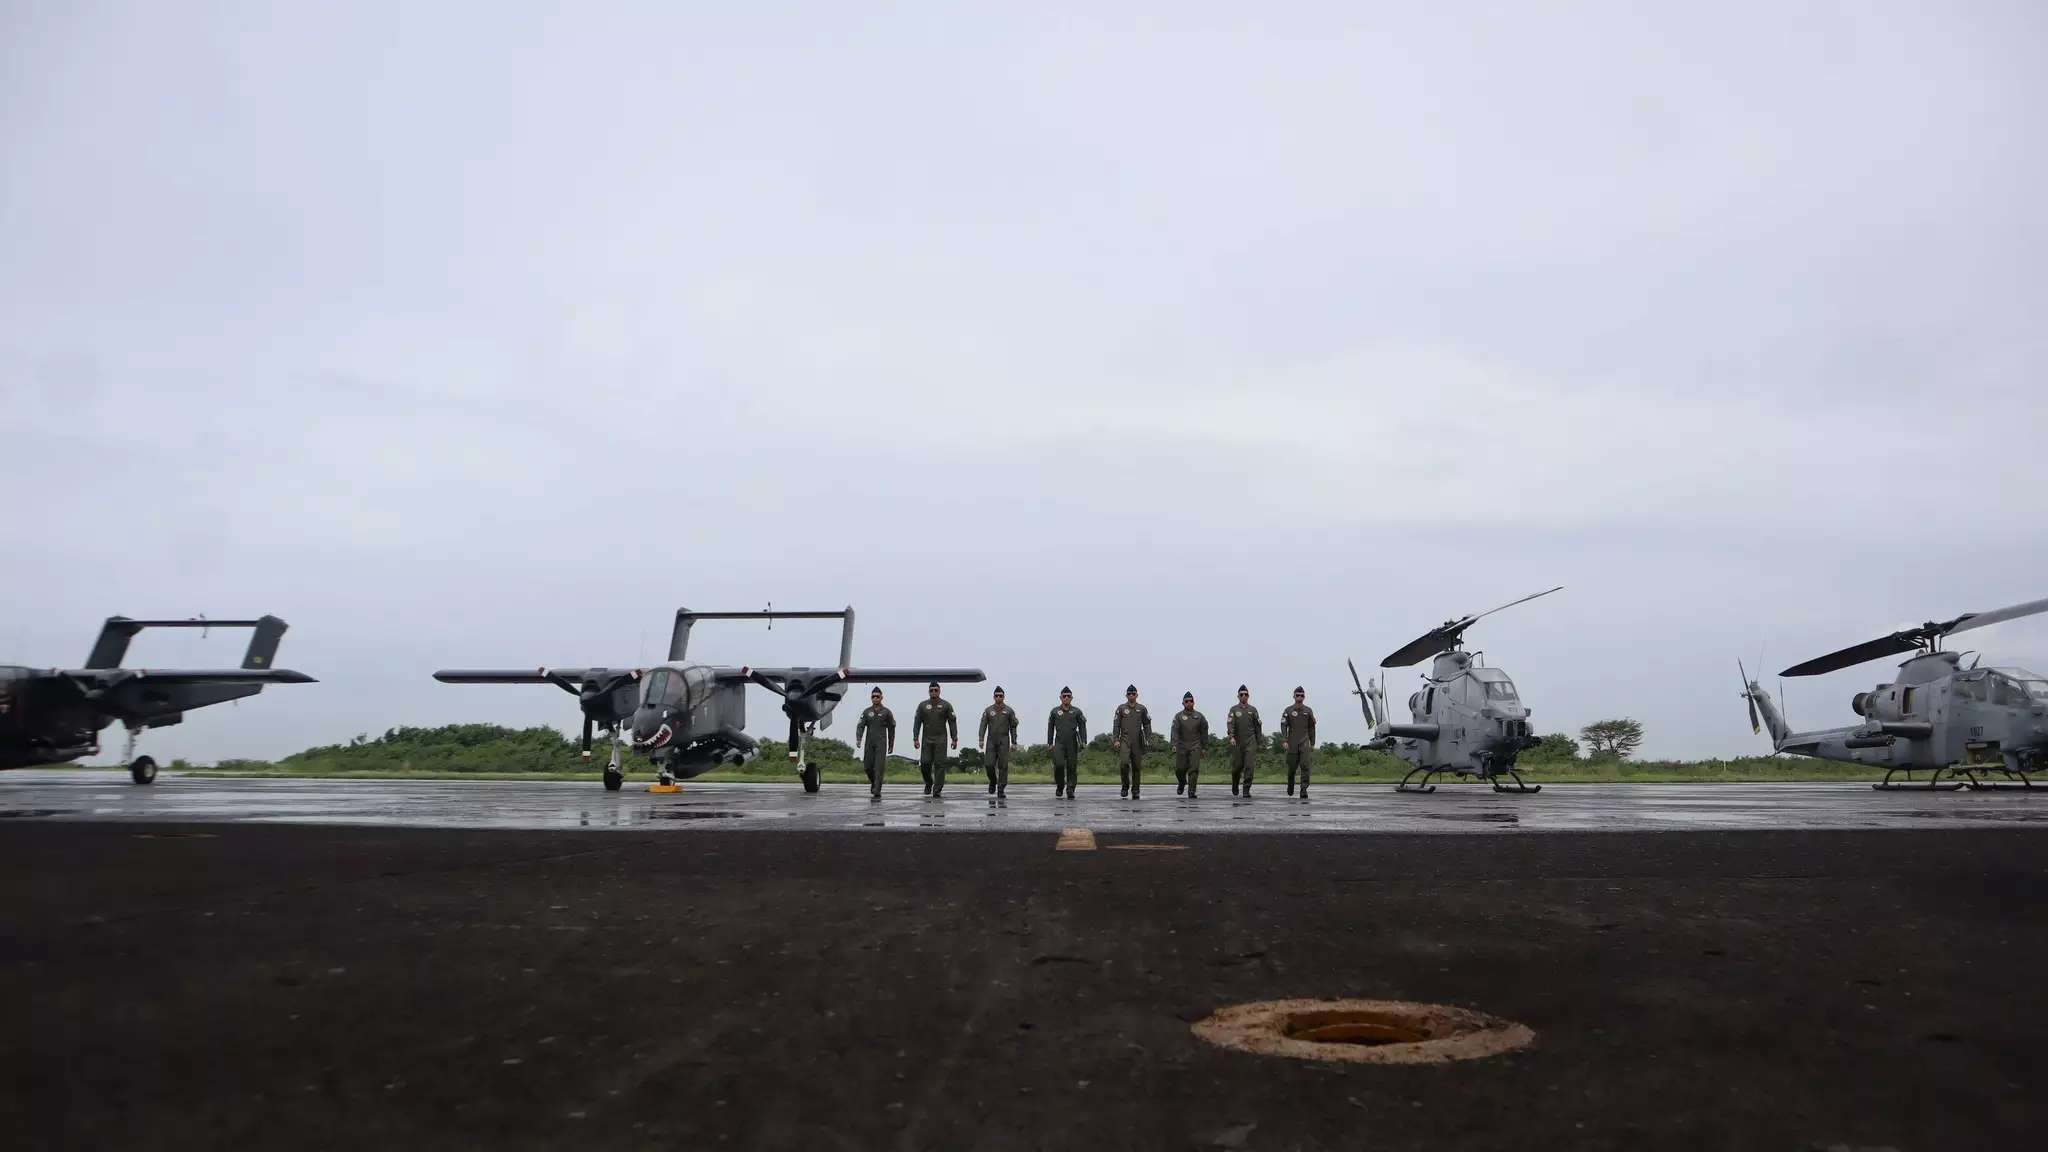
[433,668,636,684]
[53,667,316,686]
[720,667,985,684]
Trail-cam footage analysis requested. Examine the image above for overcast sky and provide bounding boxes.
[3,1,2044,765]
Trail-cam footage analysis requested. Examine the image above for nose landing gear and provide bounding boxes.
[791,721,823,793]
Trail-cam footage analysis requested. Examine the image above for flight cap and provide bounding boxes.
[928,681,940,689]
[1237,684,1248,694]
[1293,685,1305,694]
[993,686,1005,695]
[1182,691,1194,702]
[1060,686,1072,695]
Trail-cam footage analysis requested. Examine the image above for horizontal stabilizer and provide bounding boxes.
[85,615,289,670]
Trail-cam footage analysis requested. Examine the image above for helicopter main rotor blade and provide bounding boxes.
[1469,585,1565,625]
[1779,633,1923,678]
[1944,595,2048,638]
[1380,586,1563,668]
[1379,623,1467,668]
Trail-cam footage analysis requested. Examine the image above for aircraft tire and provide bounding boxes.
[801,762,821,793]
[130,755,158,785]
[602,769,623,792]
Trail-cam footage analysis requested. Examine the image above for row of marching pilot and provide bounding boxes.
[851,682,1320,801]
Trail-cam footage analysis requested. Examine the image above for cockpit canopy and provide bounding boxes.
[1471,668,1520,701]
[639,664,714,710]
[1954,668,2048,706]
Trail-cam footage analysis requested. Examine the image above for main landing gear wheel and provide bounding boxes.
[602,769,623,791]
[129,755,158,785]
[800,761,822,793]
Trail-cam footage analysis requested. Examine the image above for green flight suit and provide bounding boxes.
[914,696,957,796]
[979,702,1019,794]
[1047,704,1088,795]
[854,704,895,797]
[1171,707,1209,795]
[1112,701,1152,797]
[1281,702,1317,794]
[1226,702,1262,792]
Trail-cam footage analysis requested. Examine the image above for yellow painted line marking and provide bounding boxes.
[1104,844,1188,852]
[647,784,683,794]
[1054,828,1097,851]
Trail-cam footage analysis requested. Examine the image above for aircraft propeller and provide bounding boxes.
[1739,659,1760,735]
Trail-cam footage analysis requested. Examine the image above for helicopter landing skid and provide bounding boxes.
[1965,768,2036,791]
[1395,766,1541,795]
[1490,769,1541,794]
[1872,767,1975,792]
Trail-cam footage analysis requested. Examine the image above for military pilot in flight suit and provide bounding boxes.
[913,681,958,797]
[1226,685,1262,796]
[978,686,1020,798]
[1170,691,1210,798]
[1047,687,1087,798]
[854,687,895,800]
[1112,685,1153,799]
[1281,686,1317,799]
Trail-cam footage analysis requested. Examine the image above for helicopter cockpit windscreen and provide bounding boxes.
[1990,670,2048,703]
[1474,671,1520,701]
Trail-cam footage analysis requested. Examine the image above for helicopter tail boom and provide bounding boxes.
[1744,680,1792,746]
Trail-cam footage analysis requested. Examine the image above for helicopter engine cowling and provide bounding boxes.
[1851,692,1872,717]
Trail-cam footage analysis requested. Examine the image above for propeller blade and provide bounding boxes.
[582,716,593,753]
[1780,634,1922,678]
[1945,595,2048,638]
[787,716,802,753]
[1739,659,1759,735]
[792,669,850,702]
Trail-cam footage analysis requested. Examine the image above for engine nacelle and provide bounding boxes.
[1851,692,1872,717]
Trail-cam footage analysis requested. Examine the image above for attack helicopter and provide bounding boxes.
[434,606,983,791]
[1349,587,1561,794]
[1741,595,2048,790]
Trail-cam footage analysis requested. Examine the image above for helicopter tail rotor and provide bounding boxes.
[1346,658,1378,728]
[1739,659,1760,735]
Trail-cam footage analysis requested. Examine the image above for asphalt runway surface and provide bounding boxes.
[8,770,2048,832]
[5,775,2046,1150]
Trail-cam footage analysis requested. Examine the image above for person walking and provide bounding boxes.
[1170,691,1209,798]
[854,687,896,800]
[1280,686,1317,799]
[978,686,1020,798]
[913,681,958,797]
[1112,685,1152,799]
[1225,685,1262,796]
[1047,687,1087,798]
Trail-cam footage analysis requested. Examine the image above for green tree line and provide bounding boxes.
[199,717,1680,779]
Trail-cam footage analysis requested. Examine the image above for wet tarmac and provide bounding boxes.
[6,818,2046,1148]
[5,768,2047,832]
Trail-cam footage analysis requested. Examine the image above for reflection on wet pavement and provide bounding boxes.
[4,770,2047,833]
